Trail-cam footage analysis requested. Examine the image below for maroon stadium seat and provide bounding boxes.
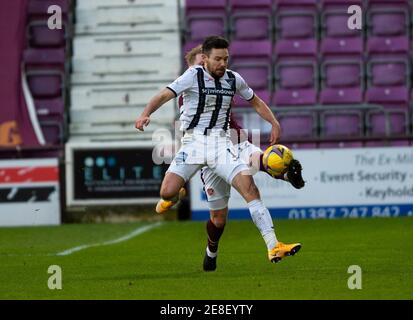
[321,111,363,138]
[229,0,272,40]
[272,58,318,105]
[320,2,364,56]
[28,21,67,48]
[185,0,227,41]
[27,70,64,99]
[230,40,272,91]
[320,58,364,104]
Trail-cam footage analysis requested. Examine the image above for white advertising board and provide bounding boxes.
[0,158,61,226]
[190,147,413,220]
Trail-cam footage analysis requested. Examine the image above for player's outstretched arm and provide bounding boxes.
[248,94,281,144]
[135,88,176,131]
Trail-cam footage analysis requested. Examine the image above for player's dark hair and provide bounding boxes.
[202,36,229,56]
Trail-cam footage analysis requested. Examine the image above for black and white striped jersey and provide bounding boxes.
[167,65,254,133]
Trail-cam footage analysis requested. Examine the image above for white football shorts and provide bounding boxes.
[166,130,250,187]
[200,140,262,210]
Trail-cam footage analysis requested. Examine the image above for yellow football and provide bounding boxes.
[262,144,293,177]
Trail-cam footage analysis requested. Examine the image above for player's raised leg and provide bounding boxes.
[156,146,203,214]
[156,172,187,214]
[231,171,301,263]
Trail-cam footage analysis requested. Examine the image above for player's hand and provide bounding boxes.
[135,115,150,131]
[269,121,281,145]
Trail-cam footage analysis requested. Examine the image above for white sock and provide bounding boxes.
[248,199,278,250]
[206,246,217,258]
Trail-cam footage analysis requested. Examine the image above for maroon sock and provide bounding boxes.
[206,219,225,253]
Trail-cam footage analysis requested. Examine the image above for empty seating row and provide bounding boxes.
[184,0,412,57]
[236,106,412,148]
[229,53,412,107]
[24,0,73,147]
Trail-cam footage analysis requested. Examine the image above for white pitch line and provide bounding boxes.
[56,222,164,256]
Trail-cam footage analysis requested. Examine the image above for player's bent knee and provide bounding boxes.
[211,217,226,228]
[160,185,179,200]
[160,173,185,200]
[210,208,228,228]
[160,189,171,200]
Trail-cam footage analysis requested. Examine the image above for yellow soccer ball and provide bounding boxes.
[262,144,293,177]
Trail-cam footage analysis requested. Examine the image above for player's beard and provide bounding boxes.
[214,68,226,78]
[206,61,226,79]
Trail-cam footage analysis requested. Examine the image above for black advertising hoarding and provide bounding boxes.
[73,148,168,200]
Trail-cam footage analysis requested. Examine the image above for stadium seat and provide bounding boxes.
[253,89,271,104]
[229,0,273,40]
[366,3,410,55]
[366,109,408,137]
[320,2,364,56]
[320,58,364,104]
[232,63,272,91]
[39,120,63,145]
[272,59,318,105]
[275,39,318,58]
[27,70,64,99]
[367,37,409,56]
[185,0,227,41]
[23,48,66,70]
[233,89,271,107]
[366,56,410,105]
[28,0,70,20]
[230,40,272,91]
[277,112,316,139]
[35,99,65,117]
[28,20,67,48]
[321,111,363,138]
[320,87,364,104]
[230,40,272,63]
[274,2,318,57]
[366,87,410,106]
[368,57,409,86]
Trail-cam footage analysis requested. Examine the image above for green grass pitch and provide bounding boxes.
[0,217,412,300]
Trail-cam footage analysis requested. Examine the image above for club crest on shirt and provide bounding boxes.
[226,78,235,87]
[207,188,214,196]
